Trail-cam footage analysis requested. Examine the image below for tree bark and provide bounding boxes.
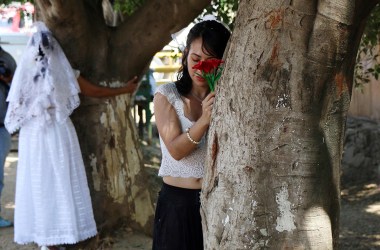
[35,0,211,235]
[201,0,379,249]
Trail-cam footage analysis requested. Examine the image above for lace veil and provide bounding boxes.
[5,22,80,133]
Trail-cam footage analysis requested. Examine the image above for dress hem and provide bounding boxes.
[14,229,98,246]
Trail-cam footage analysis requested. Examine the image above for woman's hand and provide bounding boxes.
[199,92,216,126]
[125,76,139,93]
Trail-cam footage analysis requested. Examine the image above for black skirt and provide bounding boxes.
[152,182,203,250]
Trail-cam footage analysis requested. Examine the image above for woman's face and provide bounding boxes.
[187,37,217,88]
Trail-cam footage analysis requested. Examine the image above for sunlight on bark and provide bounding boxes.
[302,206,333,250]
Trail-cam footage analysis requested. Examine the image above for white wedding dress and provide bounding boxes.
[5,22,97,246]
[15,118,97,245]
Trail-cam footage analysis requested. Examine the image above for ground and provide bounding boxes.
[1,136,379,249]
[339,183,380,250]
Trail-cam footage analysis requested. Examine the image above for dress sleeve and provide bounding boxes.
[155,83,177,107]
[154,83,184,117]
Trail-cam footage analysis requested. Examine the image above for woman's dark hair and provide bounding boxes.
[175,20,231,95]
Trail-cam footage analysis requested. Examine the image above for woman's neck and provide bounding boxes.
[190,86,209,100]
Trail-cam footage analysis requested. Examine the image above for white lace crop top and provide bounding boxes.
[155,83,207,178]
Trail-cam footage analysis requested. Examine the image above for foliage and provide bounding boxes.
[0,0,30,5]
[201,0,239,30]
[1,0,239,30]
[355,3,380,88]
[3,0,378,88]
[113,0,145,16]
[112,0,239,28]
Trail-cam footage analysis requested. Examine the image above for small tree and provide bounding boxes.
[34,0,211,235]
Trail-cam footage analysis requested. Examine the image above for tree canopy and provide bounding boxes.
[110,0,238,29]
[3,0,379,86]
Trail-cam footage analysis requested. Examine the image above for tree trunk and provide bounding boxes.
[35,0,211,235]
[201,0,379,249]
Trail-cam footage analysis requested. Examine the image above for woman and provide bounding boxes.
[0,46,16,228]
[152,17,231,249]
[5,22,138,250]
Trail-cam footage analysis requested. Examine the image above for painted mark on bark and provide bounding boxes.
[211,133,219,165]
[270,42,279,62]
[210,133,219,189]
[334,72,346,97]
[265,9,283,30]
[275,185,296,232]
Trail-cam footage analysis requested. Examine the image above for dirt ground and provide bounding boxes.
[1,140,380,249]
[339,182,380,250]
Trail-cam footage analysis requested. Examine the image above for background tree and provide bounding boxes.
[27,0,242,238]
[33,0,211,236]
[201,0,379,249]
[0,0,240,239]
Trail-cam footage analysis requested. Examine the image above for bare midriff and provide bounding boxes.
[163,176,203,189]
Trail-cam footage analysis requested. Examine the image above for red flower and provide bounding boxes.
[192,59,224,91]
[208,59,224,70]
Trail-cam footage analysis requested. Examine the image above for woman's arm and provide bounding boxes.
[154,92,214,160]
[78,75,139,97]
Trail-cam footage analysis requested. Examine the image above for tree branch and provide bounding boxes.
[108,0,212,79]
[36,0,78,23]
[35,0,211,83]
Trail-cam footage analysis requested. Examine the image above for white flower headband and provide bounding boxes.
[171,14,230,52]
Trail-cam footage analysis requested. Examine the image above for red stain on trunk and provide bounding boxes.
[211,133,219,167]
[265,9,283,30]
[271,42,279,62]
[335,72,346,96]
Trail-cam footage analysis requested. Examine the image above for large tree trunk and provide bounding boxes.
[35,0,211,236]
[201,0,379,249]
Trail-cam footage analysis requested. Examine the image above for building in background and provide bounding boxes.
[0,2,34,64]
